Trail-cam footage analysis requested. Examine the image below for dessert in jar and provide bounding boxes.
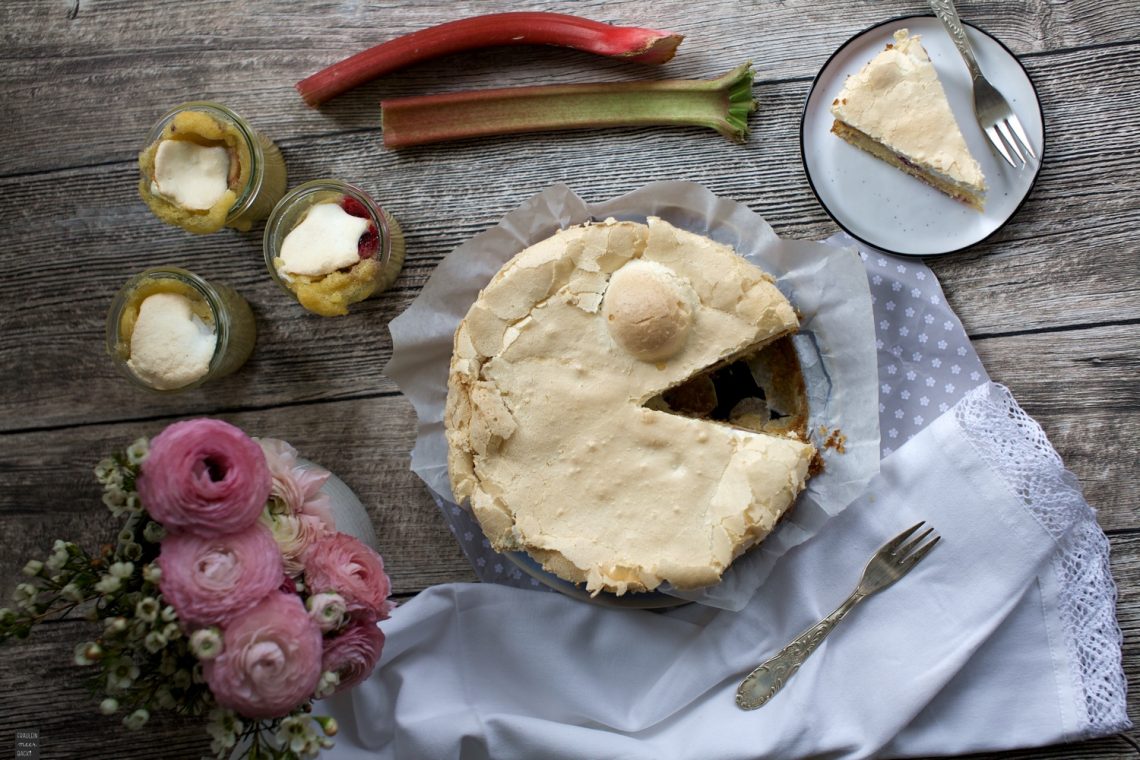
[106,267,257,392]
[263,179,405,317]
[445,218,817,597]
[138,102,288,234]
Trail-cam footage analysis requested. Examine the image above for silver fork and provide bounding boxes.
[735,521,941,710]
[929,0,1036,167]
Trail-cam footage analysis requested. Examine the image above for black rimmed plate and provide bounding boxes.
[801,15,1044,257]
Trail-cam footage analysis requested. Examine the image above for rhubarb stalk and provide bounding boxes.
[297,12,684,107]
[379,64,757,148]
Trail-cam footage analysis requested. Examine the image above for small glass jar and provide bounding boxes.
[138,101,288,234]
[263,179,406,317]
[106,267,257,392]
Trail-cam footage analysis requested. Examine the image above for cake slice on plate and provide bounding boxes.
[830,29,986,210]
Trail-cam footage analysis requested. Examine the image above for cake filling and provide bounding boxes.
[647,337,807,437]
[831,121,983,210]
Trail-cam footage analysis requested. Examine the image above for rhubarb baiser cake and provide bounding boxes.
[831,29,986,210]
[445,218,817,596]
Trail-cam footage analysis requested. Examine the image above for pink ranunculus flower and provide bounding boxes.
[303,534,392,619]
[321,615,385,693]
[257,438,336,531]
[157,523,283,627]
[203,592,323,719]
[138,419,271,537]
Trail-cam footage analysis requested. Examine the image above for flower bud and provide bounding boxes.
[93,575,121,594]
[47,549,70,572]
[13,583,38,609]
[109,562,134,579]
[103,489,128,509]
[22,560,44,577]
[306,592,347,633]
[314,670,340,700]
[125,493,143,514]
[144,631,167,653]
[155,685,177,710]
[160,604,177,623]
[189,627,223,660]
[142,564,163,585]
[94,458,117,483]
[142,521,166,544]
[314,716,339,736]
[73,641,101,666]
[106,657,140,689]
[162,622,181,641]
[122,708,149,730]
[99,698,119,715]
[126,437,150,465]
[135,597,159,623]
[105,616,129,635]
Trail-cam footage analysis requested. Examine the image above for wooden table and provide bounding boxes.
[0,1,1135,757]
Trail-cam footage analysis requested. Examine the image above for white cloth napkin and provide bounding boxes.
[322,381,1128,758]
[321,226,1129,757]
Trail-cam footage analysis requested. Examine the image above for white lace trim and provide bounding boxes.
[953,383,1130,737]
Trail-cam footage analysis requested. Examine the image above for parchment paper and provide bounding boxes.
[384,182,880,610]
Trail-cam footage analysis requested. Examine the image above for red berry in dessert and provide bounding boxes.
[340,195,370,219]
[357,225,379,259]
[340,196,379,259]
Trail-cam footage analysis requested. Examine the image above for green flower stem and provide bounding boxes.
[380,62,757,147]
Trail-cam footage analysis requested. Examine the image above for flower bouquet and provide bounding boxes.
[0,419,392,759]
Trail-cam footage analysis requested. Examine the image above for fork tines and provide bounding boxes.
[883,521,942,566]
[986,115,1037,167]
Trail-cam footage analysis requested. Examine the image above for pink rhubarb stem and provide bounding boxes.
[379,64,757,148]
[296,12,684,107]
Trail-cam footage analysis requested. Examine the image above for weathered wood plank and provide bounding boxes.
[0,43,1137,430]
[1,532,1135,759]
[972,324,1139,521]
[0,1,1136,757]
[0,395,478,596]
[1,0,1138,175]
[0,323,1134,597]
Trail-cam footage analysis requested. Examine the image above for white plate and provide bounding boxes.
[801,15,1044,257]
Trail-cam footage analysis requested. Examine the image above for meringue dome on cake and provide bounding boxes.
[445,218,816,596]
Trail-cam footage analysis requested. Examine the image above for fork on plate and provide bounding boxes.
[735,521,941,710]
[929,0,1036,167]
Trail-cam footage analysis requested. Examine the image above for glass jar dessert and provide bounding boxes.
[106,267,257,392]
[138,102,288,234]
[263,179,406,317]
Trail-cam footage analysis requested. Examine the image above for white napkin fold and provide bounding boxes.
[322,383,1129,759]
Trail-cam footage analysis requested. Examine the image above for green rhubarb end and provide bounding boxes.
[719,63,759,143]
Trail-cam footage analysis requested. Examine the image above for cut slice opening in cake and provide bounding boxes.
[644,337,809,439]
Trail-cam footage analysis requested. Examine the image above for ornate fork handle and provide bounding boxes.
[736,591,866,710]
[929,0,983,80]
